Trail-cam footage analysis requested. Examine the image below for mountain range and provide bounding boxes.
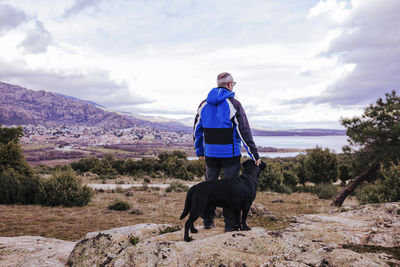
[0,81,345,136]
[0,81,190,133]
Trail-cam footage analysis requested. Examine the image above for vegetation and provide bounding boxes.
[159,225,182,234]
[70,150,204,181]
[108,199,131,211]
[357,162,400,204]
[0,125,40,204]
[259,162,291,194]
[304,147,338,184]
[129,235,140,245]
[314,183,338,200]
[38,168,94,207]
[333,91,400,206]
[166,181,189,192]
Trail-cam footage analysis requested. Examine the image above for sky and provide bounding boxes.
[0,0,399,129]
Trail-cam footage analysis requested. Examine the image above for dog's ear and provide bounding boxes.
[260,161,267,171]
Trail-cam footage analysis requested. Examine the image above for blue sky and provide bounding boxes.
[0,0,399,129]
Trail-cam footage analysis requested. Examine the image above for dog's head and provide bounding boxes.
[242,159,266,181]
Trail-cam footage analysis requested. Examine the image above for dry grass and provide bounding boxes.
[0,189,358,242]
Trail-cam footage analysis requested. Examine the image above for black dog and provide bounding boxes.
[180,159,266,242]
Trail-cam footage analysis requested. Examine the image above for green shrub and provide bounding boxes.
[150,170,164,178]
[38,168,94,207]
[283,170,298,189]
[159,225,182,234]
[186,159,206,178]
[108,199,131,211]
[294,154,307,185]
[166,181,189,192]
[304,147,338,184]
[357,163,400,204]
[259,162,288,193]
[0,126,41,204]
[91,159,117,178]
[70,156,99,174]
[175,166,194,181]
[34,165,54,175]
[129,235,139,245]
[0,168,22,204]
[314,183,338,199]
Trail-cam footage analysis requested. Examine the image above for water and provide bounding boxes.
[252,135,349,158]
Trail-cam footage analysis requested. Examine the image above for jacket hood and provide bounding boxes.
[206,87,235,105]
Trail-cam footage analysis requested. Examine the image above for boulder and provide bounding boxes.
[66,203,400,266]
[0,236,75,267]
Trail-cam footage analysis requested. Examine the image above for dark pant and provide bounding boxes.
[202,157,241,229]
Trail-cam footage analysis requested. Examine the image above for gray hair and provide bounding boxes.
[217,72,233,87]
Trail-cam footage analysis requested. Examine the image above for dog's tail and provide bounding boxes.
[179,186,194,220]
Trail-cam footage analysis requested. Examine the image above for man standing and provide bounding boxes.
[193,72,261,231]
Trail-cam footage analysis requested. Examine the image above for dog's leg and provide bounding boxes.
[233,209,241,231]
[184,219,192,242]
[240,207,251,231]
[188,205,203,234]
[184,200,204,241]
[185,212,202,241]
[190,223,198,233]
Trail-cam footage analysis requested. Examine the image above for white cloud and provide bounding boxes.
[2,0,395,129]
[18,20,52,53]
[63,0,102,18]
[308,0,351,23]
[307,0,400,106]
[0,4,28,33]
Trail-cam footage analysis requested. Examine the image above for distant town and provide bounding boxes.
[16,124,295,166]
[16,125,193,165]
[20,124,192,147]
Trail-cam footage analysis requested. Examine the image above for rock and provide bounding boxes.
[249,203,271,217]
[66,202,400,267]
[290,202,400,247]
[0,236,75,267]
[3,202,400,266]
[66,224,172,266]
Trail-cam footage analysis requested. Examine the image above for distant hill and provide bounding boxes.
[0,81,345,136]
[0,81,190,133]
[252,128,346,136]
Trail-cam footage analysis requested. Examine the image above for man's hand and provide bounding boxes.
[199,156,205,160]
[255,159,261,166]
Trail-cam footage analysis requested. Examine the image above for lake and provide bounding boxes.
[252,135,349,158]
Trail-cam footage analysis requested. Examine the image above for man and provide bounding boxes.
[193,72,261,231]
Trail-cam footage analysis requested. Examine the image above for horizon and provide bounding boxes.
[1,1,399,129]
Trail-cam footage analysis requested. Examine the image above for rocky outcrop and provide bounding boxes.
[66,202,400,267]
[0,236,75,267]
[1,202,399,266]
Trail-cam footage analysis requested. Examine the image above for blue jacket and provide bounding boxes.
[193,87,259,160]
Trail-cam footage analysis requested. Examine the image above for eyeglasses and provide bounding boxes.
[229,82,237,87]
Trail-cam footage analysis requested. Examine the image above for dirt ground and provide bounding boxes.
[0,184,358,241]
